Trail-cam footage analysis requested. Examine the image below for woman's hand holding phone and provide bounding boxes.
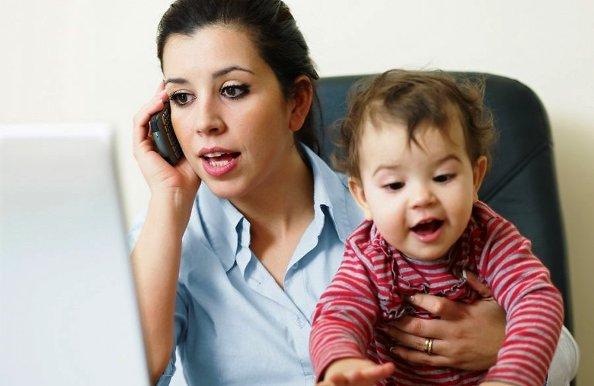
[132,82,200,221]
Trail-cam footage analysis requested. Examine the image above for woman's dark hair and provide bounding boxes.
[157,0,320,153]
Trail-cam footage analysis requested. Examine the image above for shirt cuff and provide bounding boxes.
[155,351,177,386]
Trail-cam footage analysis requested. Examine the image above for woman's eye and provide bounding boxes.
[384,182,404,191]
[170,92,194,106]
[221,84,250,99]
[434,173,456,183]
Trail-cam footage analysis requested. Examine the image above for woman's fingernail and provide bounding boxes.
[462,269,468,279]
[407,295,415,303]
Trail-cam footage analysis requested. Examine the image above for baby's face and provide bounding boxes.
[349,118,486,261]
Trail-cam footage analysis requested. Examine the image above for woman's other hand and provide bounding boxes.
[132,82,200,201]
[385,271,505,371]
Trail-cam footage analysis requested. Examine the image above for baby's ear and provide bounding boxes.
[472,156,488,201]
[348,177,373,220]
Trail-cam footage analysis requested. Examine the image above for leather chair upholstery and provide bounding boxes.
[314,73,572,328]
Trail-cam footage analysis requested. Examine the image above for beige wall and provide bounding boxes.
[2,0,591,383]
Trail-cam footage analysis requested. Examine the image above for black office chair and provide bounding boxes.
[315,72,572,329]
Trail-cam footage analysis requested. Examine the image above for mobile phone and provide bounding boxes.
[149,102,183,165]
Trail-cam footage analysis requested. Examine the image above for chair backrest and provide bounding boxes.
[314,72,572,327]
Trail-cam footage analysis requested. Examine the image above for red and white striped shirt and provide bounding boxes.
[310,201,563,386]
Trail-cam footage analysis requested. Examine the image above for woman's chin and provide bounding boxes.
[202,179,248,200]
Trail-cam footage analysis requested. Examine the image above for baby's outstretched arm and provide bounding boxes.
[310,226,383,381]
[317,358,395,386]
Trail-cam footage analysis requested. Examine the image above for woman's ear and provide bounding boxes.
[472,156,488,202]
[288,75,313,132]
[348,177,373,220]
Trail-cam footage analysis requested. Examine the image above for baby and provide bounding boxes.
[310,70,564,386]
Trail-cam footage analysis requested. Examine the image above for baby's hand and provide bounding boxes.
[317,358,395,386]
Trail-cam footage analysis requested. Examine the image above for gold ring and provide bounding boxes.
[423,337,434,355]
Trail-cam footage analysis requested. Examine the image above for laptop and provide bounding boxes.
[0,124,150,385]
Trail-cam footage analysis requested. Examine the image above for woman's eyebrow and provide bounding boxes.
[212,65,254,78]
[164,77,189,85]
[164,66,254,86]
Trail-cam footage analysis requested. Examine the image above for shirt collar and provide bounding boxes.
[302,144,360,243]
[197,143,361,273]
[196,185,243,273]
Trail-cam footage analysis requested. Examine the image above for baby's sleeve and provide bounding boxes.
[478,217,564,386]
[309,239,380,381]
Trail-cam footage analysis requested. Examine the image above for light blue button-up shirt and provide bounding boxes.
[129,146,363,386]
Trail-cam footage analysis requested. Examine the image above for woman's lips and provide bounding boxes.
[200,151,240,177]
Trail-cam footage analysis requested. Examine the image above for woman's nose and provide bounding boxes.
[193,97,226,136]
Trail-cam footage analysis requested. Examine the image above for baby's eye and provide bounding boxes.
[220,84,250,99]
[384,182,404,191]
[170,92,195,106]
[433,173,456,183]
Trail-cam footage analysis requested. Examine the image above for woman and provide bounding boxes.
[130,1,577,385]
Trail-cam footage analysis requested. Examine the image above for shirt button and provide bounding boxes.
[296,317,304,328]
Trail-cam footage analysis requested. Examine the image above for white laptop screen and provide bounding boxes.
[0,124,149,386]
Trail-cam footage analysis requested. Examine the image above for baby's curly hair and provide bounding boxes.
[334,69,496,179]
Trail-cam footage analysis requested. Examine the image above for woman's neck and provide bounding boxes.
[231,145,314,235]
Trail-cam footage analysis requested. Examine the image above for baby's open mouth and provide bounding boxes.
[410,219,444,236]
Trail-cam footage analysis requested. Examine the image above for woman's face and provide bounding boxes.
[162,25,298,200]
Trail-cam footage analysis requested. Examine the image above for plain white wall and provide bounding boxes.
[2,0,592,384]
